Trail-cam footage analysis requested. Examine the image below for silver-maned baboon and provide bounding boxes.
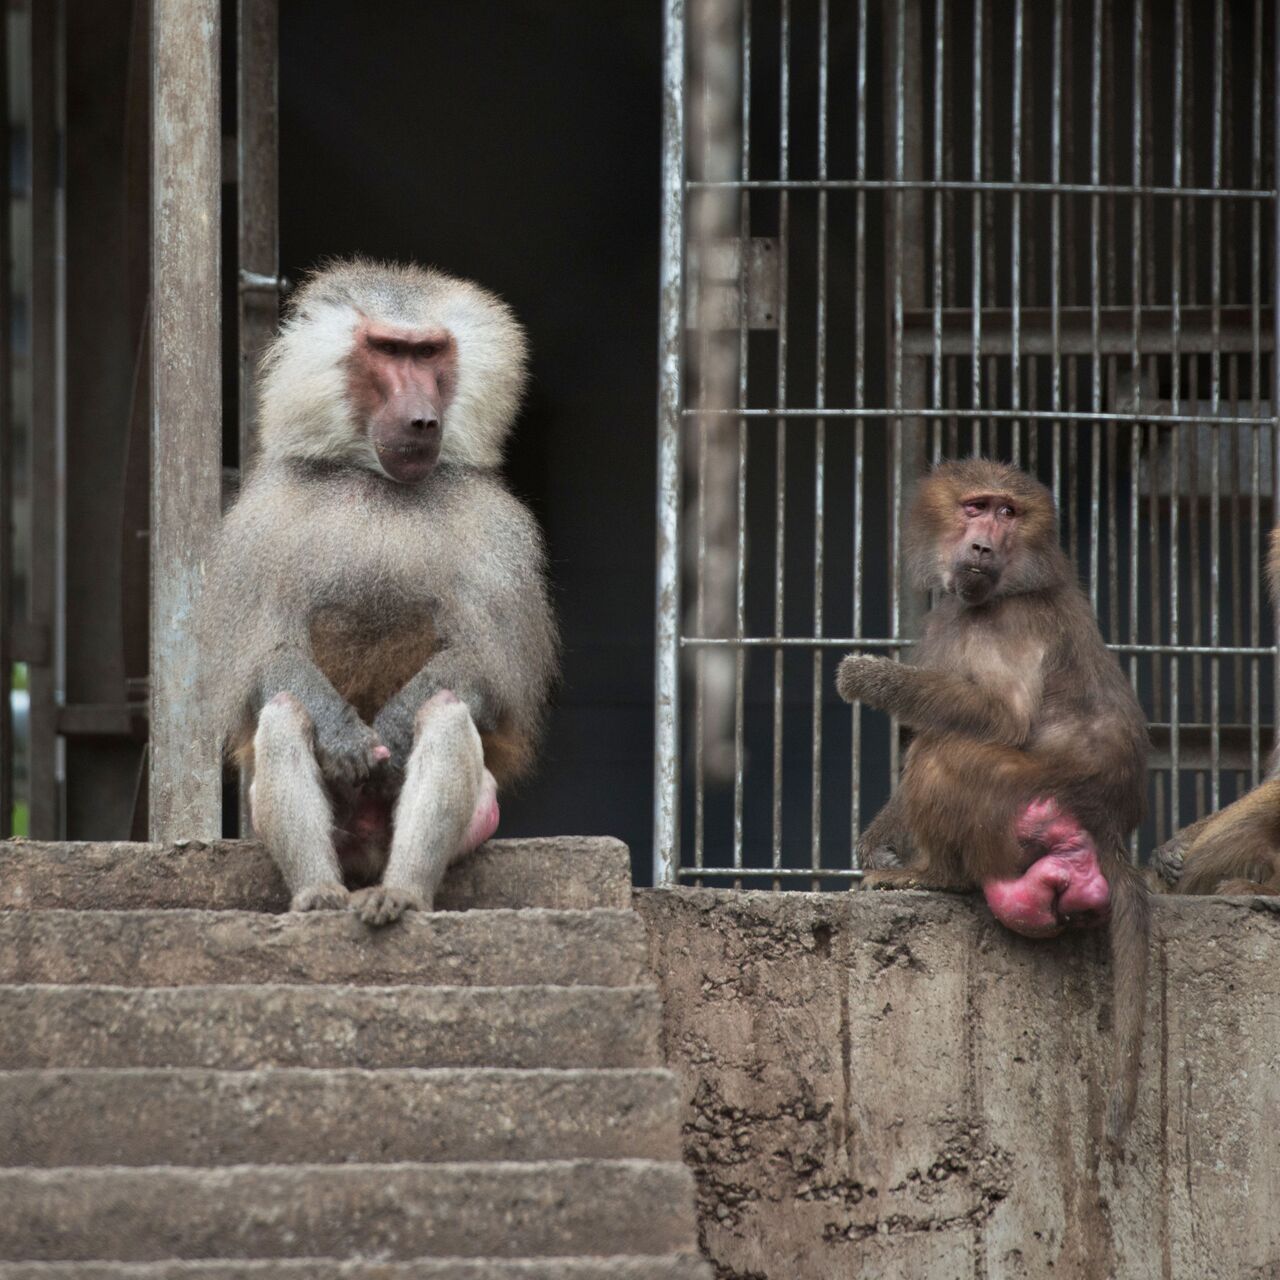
[836,459,1150,1141]
[199,258,558,926]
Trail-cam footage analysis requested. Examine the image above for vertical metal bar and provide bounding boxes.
[691,38,711,876]
[1249,0,1262,787]
[930,0,943,465]
[1183,2,1203,819]
[888,0,906,796]
[236,0,278,473]
[890,0,927,708]
[811,0,828,882]
[1143,9,1164,839]
[770,0,790,882]
[26,0,60,838]
[236,0,279,839]
[942,0,958,457]
[733,0,750,878]
[0,8,10,835]
[1272,0,1280,770]
[969,0,982,457]
[850,0,867,863]
[1088,0,1102,612]
[654,0,686,886]
[980,0,996,460]
[1010,0,1023,467]
[1051,0,1063,509]
[1223,3,1243,778]
[1063,0,1079,561]
[1209,0,1224,811]
[1102,0,1118,643]
[1021,0,1036,472]
[692,393,706,871]
[1129,0,1144,857]
[1169,0,1185,836]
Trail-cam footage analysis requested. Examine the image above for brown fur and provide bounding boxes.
[837,459,1151,1141]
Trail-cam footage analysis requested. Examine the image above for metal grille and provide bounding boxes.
[654,0,1280,886]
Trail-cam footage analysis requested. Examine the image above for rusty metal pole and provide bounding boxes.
[149,0,222,841]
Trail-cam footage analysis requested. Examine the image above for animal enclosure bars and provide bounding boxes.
[654,0,1280,885]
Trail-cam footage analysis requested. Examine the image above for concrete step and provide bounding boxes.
[0,984,662,1070]
[0,837,631,912]
[0,909,648,987]
[0,1160,697,1261]
[0,1067,679,1166]
[0,1258,713,1279]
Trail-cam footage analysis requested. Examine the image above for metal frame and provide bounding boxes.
[655,0,1280,885]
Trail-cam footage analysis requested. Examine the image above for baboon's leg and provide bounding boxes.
[250,692,349,911]
[354,690,499,926]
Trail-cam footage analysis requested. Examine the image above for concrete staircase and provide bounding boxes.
[0,836,709,1280]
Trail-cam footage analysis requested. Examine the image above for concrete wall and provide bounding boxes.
[637,887,1280,1280]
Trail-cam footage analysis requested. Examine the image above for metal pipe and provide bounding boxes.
[653,0,686,887]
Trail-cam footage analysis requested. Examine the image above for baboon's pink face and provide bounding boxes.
[347,320,458,483]
[944,491,1021,605]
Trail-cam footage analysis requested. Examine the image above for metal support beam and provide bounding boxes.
[0,8,10,835]
[236,0,278,470]
[149,0,221,841]
[653,0,685,886]
[26,0,61,838]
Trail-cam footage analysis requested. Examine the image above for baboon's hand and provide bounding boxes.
[372,698,416,775]
[313,706,387,787]
[836,653,898,705]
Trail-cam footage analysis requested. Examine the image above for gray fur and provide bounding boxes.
[198,261,558,920]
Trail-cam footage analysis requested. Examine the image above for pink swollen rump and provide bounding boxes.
[462,768,501,852]
[981,797,1112,938]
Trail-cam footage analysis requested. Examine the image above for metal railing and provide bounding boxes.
[655,0,1280,886]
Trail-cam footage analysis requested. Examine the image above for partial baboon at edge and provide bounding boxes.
[836,459,1151,1141]
[198,258,559,926]
[1158,527,1280,896]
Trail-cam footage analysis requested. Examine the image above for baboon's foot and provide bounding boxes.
[290,881,351,912]
[352,883,425,927]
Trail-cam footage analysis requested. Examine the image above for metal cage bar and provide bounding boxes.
[655,0,1280,885]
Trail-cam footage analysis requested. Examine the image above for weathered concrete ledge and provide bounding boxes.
[637,886,1280,1280]
[0,836,630,912]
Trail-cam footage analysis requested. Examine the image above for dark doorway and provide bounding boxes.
[280,3,665,878]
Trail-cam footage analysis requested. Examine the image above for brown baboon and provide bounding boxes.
[198,258,558,926]
[837,459,1150,1141]
[1158,527,1280,896]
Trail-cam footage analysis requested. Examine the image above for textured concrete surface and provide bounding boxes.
[0,1260,712,1280]
[1,1068,680,1166]
[0,984,661,1070]
[638,887,1280,1280]
[0,836,632,912]
[0,1160,698,1261]
[0,908,648,987]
